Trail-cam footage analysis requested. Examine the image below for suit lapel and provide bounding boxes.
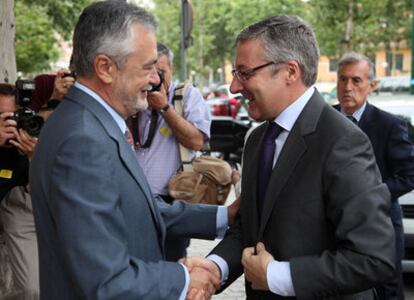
[242,123,266,240]
[66,87,163,232]
[358,102,377,133]
[257,91,325,240]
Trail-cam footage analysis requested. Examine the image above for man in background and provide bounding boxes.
[336,52,414,300]
[129,42,218,261]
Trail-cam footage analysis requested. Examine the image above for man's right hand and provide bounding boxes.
[0,112,17,146]
[181,256,221,300]
[8,129,38,159]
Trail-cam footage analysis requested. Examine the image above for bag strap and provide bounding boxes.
[173,80,193,171]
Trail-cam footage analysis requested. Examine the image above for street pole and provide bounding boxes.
[411,0,414,94]
[180,0,186,82]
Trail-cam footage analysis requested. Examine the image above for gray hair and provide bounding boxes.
[157,43,174,67]
[338,52,376,81]
[236,15,320,87]
[72,0,157,77]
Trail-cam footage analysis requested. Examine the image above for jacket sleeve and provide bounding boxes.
[384,117,414,200]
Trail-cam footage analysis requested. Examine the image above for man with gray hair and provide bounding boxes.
[184,15,395,299]
[30,1,224,299]
[335,52,414,300]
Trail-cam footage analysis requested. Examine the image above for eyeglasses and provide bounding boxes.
[231,62,275,82]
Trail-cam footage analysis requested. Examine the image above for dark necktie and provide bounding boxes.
[346,115,358,125]
[257,122,283,212]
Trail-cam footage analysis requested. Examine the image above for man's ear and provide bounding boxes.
[94,54,116,84]
[369,79,377,92]
[285,60,301,85]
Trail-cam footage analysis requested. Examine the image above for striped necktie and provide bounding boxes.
[124,128,135,149]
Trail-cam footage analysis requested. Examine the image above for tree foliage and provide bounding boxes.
[15,0,94,75]
[309,0,412,58]
[5,0,412,79]
[15,1,59,73]
[150,0,307,83]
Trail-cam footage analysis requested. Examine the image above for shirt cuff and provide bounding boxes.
[267,261,295,296]
[178,263,190,300]
[216,206,228,238]
[207,254,229,283]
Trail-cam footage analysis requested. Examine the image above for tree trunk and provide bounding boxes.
[0,0,17,84]
[341,0,354,55]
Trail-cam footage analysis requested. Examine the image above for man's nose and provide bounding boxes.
[344,79,354,90]
[230,76,242,94]
[149,67,160,86]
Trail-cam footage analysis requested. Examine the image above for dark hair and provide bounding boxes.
[0,83,16,97]
[72,0,157,77]
[236,15,319,86]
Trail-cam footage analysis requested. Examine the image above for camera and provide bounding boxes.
[15,79,35,107]
[6,108,44,137]
[6,79,44,137]
[62,71,77,79]
[148,70,164,92]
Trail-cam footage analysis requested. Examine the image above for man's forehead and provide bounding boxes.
[234,39,264,67]
[0,95,16,110]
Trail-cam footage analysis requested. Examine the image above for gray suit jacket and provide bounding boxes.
[211,90,395,299]
[30,86,218,300]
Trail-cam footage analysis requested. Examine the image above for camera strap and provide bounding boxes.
[129,110,159,148]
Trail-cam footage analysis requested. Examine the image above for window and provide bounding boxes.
[329,59,338,72]
[395,54,403,71]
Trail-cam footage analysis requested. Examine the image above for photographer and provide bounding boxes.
[29,68,75,119]
[0,83,39,300]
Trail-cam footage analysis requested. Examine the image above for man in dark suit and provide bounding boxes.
[335,52,414,300]
[29,2,225,299]
[184,15,396,299]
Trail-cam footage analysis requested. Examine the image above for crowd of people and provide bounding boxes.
[0,1,413,299]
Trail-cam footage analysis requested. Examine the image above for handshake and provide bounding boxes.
[180,257,221,300]
[181,242,274,299]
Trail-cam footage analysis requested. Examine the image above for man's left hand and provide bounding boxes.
[242,242,274,291]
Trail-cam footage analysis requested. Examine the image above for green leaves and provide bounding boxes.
[15,0,94,74]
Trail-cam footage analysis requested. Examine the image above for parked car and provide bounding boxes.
[208,116,250,166]
[376,76,410,94]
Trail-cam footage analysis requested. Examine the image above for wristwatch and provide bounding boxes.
[159,103,170,115]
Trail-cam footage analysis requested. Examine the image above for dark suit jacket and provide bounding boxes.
[334,102,414,205]
[211,91,395,299]
[30,86,218,300]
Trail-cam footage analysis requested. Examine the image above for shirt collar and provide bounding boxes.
[340,101,367,122]
[74,82,127,133]
[272,86,315,131]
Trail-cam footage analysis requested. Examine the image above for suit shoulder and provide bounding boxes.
[368,103,405,125]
